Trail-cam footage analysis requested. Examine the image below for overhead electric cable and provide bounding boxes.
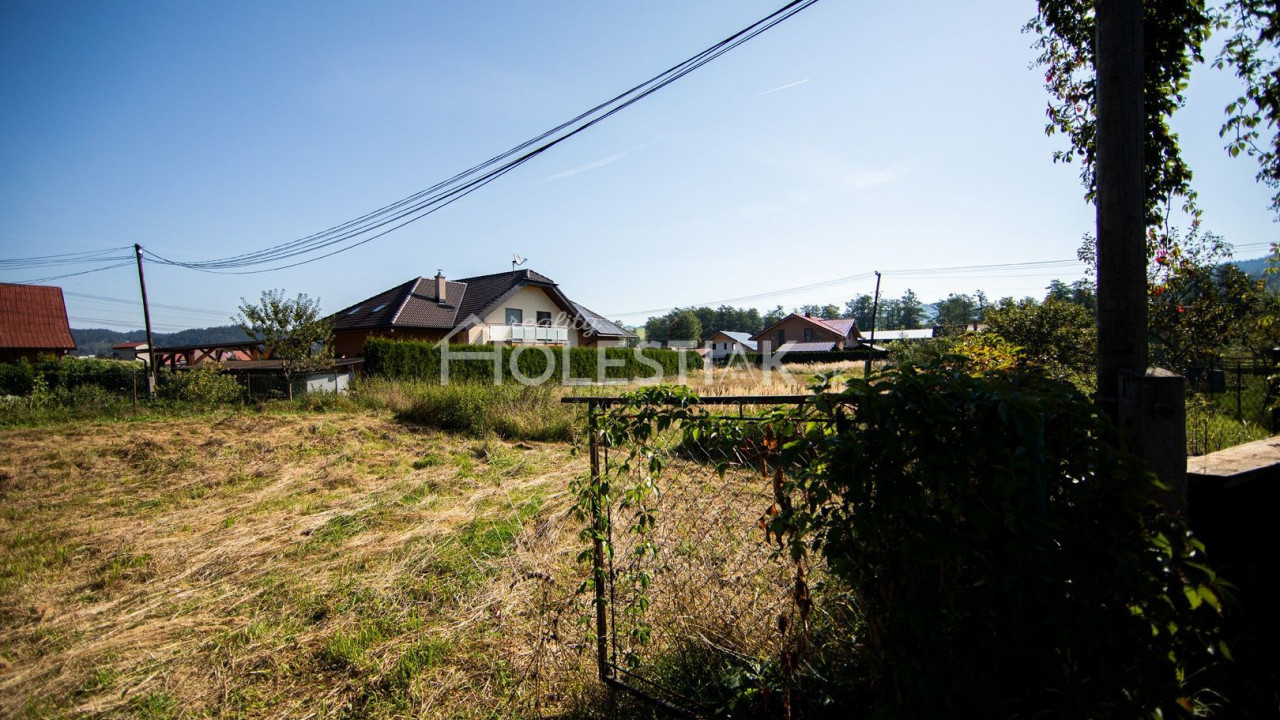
[605,257,1089,318]
[16,261,136,285]
[63,291,231,318]
[0,246,133,269]
[143,0,822,274]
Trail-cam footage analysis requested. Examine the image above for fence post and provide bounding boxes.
[588,400,610,681]
[1236,363,1243,421]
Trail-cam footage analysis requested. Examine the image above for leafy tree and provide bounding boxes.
[666,309,702,342]
[1046,278,1098,313]
[643,315,671,345]
[844,294,876,329]
[1216,0,1280,216]
[1027,0,1212,223]
[235,289,332,400]
[985,296,1097,384]
[646,305,762,344]
[762,305,787,327]
[819,303,841,320]
[1147,230,1265,368]
[933,293,980,329]
[1030,0,1280,220]
[895,289,927,328]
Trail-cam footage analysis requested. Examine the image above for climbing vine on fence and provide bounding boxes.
[574,363,1229,718]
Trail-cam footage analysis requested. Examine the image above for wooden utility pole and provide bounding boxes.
[1094,0,1147,419]
[134,244,158,396]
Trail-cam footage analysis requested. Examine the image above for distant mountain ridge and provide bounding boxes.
[71,325,251,357]
[1235,255,1280,291]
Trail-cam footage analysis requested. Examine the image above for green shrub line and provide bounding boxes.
[727,348,885,366]
[363,338,701,383]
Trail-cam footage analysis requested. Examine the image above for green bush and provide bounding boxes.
[0,360,36,396]
[0,357,144,397]
[364,338,699,384]
[779,367,1224,718]
[160,366,242,405]
[735,348,883,365]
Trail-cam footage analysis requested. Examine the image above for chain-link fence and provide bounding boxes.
[1185,359,1278,455]
[566,395,825,719]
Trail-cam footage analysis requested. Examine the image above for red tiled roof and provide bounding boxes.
[0,283,76,351]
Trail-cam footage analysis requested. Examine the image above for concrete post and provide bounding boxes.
[1119,368,1186,512]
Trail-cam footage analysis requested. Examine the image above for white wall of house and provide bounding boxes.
[472,286,580,346]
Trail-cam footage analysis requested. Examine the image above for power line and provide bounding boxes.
[142,0,822,275]
[63,291,231,318]
[0,246,133,270]
[605,257,1088,318]
[15,261,136,285]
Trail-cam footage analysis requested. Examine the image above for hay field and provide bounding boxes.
[0,411,598,719]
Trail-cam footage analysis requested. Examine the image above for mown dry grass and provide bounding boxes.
[0,411,600,719]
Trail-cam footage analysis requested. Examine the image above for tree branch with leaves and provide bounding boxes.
[234,289,333,400]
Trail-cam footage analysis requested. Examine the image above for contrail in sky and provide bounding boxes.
[751,78,809,98]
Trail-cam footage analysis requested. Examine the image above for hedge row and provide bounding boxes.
[0,357,145,396]
[364,338,701,383]
[728,348,887,366]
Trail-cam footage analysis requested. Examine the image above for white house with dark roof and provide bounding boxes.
[329,269,635,357]
[704,330,757,361]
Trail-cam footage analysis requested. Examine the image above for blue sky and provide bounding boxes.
[0,0,1274,332]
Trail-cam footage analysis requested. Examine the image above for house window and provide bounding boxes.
[774,329,785,347]
[804,328,815,342]
[505,308,523,325]
[536,311,552,326]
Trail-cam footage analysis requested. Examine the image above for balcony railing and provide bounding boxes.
[486,323,569,344]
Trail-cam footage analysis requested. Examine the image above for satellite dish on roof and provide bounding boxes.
[512,253,527,270]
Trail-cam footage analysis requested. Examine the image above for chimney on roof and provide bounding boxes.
[804,311,812,318]
[435,270,447,306]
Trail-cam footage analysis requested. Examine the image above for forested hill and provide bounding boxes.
[71,325,251,357]
[1235,255,1280,290]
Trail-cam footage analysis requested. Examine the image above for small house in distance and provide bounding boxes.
[750,312,862,353]
[704,330,757,361]
[329,269,635,357]
[112,341,149,363]
[0,283,76,362]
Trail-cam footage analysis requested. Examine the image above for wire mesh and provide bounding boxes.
[573,396,823,718]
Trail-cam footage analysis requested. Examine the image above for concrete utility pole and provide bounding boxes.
[1094,0,1187,503]
[1094,0,1147,408]
[134,244,158,396]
